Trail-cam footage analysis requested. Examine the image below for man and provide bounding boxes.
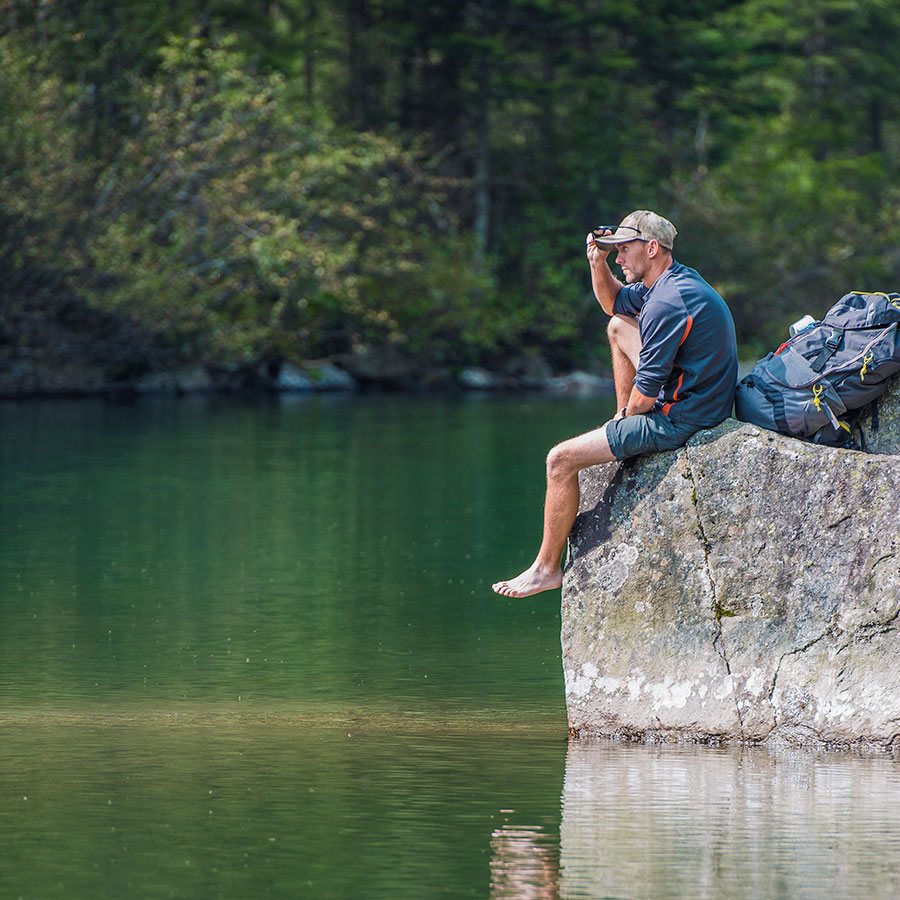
[492,209,737,598]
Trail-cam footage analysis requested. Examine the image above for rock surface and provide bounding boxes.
[562,386,900,751]
[458,367,508,390]
[547,371,615,396]
[855,374,900,454]
[135,366,214,395]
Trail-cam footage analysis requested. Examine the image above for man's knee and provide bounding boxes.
[607,314,639,347]
[545,442,577,483]
[545,428,614,480]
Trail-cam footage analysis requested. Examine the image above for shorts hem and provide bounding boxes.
[606,411,700,460]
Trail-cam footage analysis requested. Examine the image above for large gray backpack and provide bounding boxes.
[734,291,900,446]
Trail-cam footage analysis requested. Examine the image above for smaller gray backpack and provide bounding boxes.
[734,291,900,446]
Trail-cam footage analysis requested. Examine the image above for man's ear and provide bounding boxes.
[646,239,660,258]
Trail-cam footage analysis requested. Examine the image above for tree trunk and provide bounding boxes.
[474,55,491,260]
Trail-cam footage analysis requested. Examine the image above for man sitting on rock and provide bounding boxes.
[492,210,738,598]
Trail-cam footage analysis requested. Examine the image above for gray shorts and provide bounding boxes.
[606,410,701,460]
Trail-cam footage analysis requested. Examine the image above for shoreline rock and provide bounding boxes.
[562,398,900,751]
[0,358,618,399]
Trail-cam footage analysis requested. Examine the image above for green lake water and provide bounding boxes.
[2,394,900,899]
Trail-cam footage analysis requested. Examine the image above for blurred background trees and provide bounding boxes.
[2,0,899,385]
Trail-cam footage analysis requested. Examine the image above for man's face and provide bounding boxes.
[615,240,650,284]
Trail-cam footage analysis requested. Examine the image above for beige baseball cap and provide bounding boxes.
[594,210,677,250]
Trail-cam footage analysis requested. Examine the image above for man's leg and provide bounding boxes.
[608,315,641,410]
[492,425,618,598]
[492,315,641,599]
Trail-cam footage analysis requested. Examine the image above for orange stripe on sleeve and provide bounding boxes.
[662,370,685,416]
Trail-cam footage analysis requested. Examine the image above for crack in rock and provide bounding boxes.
[825,511,853,529]
[768,627,837,737]
[870,552,897,576]
[683,447,744,737]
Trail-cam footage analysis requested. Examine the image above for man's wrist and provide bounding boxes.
[620,407,629,418]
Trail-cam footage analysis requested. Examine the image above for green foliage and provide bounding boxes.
[671,0,900,344]
[0,40,93,268]
[1,28,497,373]
[4,0,900,379]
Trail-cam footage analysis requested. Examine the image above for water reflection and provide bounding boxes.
[0,717,566,900]
[488,738,900,900]
[558,739,900,900]
[0,395,576,713]
[490,823,559,900]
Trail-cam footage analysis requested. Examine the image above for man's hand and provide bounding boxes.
[623,387,657,418]
[586,230,612,265]
[587,228,625,315]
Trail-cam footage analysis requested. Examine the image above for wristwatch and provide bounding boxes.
[620,407,629,418]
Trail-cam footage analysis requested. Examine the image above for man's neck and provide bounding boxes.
[642,256,674,290]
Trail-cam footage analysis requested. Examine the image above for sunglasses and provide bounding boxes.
[591,225,645,243]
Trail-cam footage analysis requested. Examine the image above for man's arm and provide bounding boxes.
[586,233,624,316]
[617,385,657,419]
[628,296,691,414]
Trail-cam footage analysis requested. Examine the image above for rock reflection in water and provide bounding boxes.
[559,739,900,900]
[490,821,560,900]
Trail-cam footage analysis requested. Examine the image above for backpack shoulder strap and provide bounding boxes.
[809,327,843,372]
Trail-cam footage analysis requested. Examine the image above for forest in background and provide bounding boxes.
[2,0,900,388]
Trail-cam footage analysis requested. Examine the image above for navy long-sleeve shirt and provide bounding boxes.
[614,261,738,427]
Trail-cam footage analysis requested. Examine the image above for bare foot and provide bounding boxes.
[492,564,562,598]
